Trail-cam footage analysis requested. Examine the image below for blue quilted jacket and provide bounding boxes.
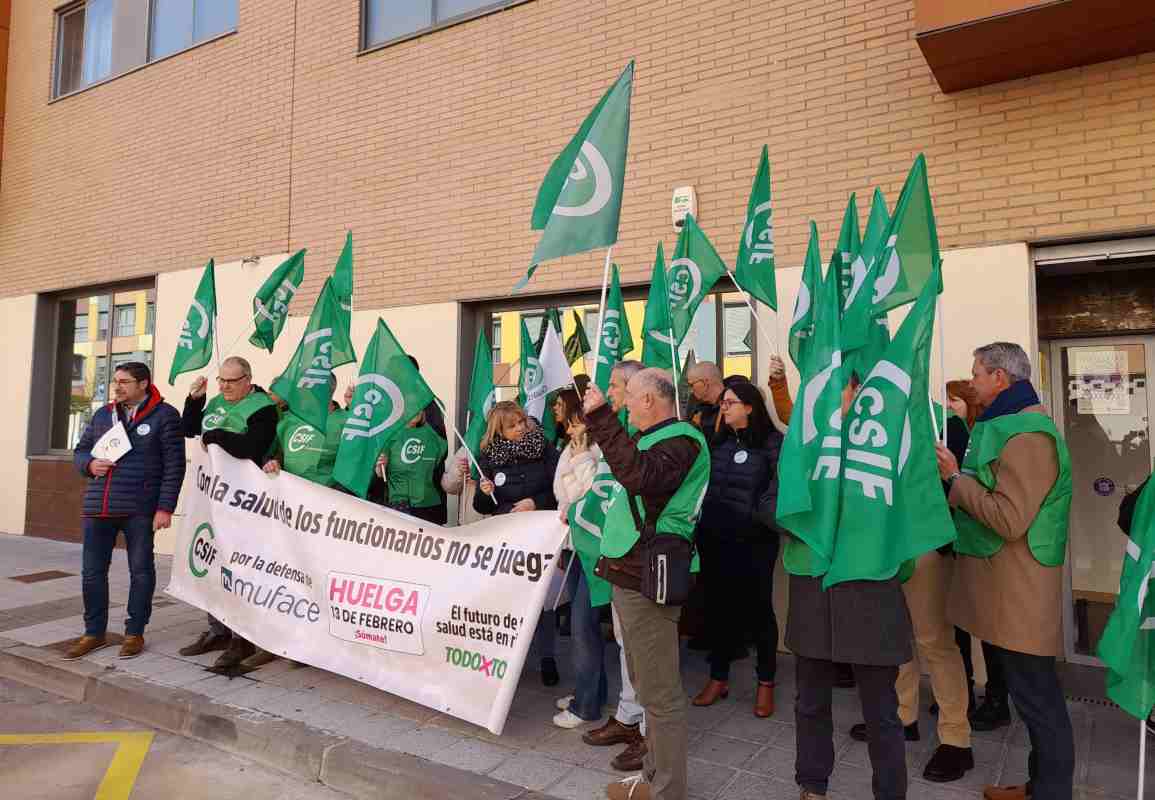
[74,385,187,518]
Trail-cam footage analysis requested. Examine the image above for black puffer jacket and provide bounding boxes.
[473,444,560,516]
[699,426,783,536]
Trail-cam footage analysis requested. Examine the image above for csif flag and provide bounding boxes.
[564,310,592,365]
[332,319,434,498]
[733,145,777,311]
[788,222,823,369]
[668,214,727,345]
[823,259,954,589]
[270,279,357,432]
[521,62,634,289]
[1098,478,1155,720]
[832,194,861,309]
[249,249,306,353]
[593,263,635,392]
[843,189,893,374]
[463,328,496,479]
[169,259,218,385]
[519,318,573,425]
[776,245,844,577]
[331,232,354,339]
[641,242,677,371]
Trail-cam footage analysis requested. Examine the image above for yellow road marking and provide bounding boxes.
[0,731,154,800]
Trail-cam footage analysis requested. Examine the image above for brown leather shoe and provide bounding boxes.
[118,635,145,659]
[239,648,277,669]
[62,635,110,661]
[799,791,827,799]
[611,735,647,772]
[212,637,255,670]
[754,681,775,717]
[583,717,640,747]
[179,630,231,657]
[983,786,1029,800]
[692,679,729,706]
[606,775,650,800]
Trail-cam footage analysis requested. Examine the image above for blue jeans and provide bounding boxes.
[82,516,156,637]
[567,566,608,720]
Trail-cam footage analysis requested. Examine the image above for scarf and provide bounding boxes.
[978,380,1041,422]
[485,426,546,466]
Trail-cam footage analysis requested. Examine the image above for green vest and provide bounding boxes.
[953,412,1072,566]
[600,421,710,559]
[385,425,448,509]
[202,391,275,435]
[277,411,344,487]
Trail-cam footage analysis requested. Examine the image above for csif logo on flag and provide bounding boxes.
[343,374,406,440]
[792,283,813,328]
[744,200,774,265]
[255,279,298,329]
[843,360,913,506]
[288,425,319,453]
[553,143,613,218]
[598,310,623,363]
[871,235,902,305]
[400,437,426,465]
[523,356,544,401]
[296,328,338,390]
[667,258,703,313]
[178,300,210,350]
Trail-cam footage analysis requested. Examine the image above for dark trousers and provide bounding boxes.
[82,516,156,637]
[990,645,1075,800]
[956,627,1008,702]
[795,655,907,800]
[702,533,780,683]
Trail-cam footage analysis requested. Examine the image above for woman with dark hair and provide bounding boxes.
[551,388,583,449]
[691,381,784,717]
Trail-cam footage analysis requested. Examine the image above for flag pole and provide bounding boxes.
[725,267,780,355]
[667,328,681,418]
[1139,716,1148,800]
[552,543,575,611]
[936,292,948,445]
[928,391,941,442]
[590,248,615,378]
[433,397,497,506]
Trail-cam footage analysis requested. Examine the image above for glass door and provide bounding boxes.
[1050,337,1153,664]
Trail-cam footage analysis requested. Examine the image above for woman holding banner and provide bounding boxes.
[474,401,562,685]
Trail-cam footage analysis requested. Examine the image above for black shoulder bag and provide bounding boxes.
[626,492,696,606]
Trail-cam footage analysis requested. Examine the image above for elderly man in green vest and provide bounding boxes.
[935,342,1074,800]
[583,367,711,800]
[179,355,279,671]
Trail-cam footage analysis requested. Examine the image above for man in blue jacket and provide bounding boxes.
[65,361,186,660]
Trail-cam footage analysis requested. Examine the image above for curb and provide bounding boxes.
[0,638,549,800]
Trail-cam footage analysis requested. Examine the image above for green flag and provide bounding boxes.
[464,328,496,479]
[842,189,893,375]
[521,62,633,289]
[832,194,861,309]
[249,249,306,353]
[333,319,435,498]
[823,260,953,589]
[593,264,635,392]
[331,232,354,337]
[270,279,357,432]
[733,145,777,311]
[788,222,823,369]
[564,310,592,365]
[777,246,843,577]
[1099,479,1155,719]
[668,214,727,344]
[518,319,535,410]
[535,308,564,355]
[641,242,676,371]
[169,259,217,385]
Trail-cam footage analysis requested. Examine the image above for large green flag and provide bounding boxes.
[777,248,844,577]
[668,214,727,344]
[270,279,357,432]
[733,145,777,311]
[832,194,861,309]
[522,62,633,288]
[641,242,676,371]
[331,232,354,338]
[1098,479,1155,720]
[463,328,496,479]
[788,222,823,369]
[249,249,306,353]
[843,189,893,374]
[333,319,435,498]
[593,264,635,392]
[169,259,217,385]
[564,310,591,365]
[823,261,954,588]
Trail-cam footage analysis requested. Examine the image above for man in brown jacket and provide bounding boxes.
[936,342,1074,800]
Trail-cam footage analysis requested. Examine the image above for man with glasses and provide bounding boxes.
[684,362,725,438]
[66,362,185,661]
[179,355,278,670]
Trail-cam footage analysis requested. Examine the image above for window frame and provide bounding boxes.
[113,303,136,337]
[360,0,534,54]
[723,301,753,357]
[53,2,89,98]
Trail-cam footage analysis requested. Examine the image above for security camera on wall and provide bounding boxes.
[672,186,696,230]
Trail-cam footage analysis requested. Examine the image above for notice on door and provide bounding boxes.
[1072,349,1131,415]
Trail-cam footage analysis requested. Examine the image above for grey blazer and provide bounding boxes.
[785,573,914,666]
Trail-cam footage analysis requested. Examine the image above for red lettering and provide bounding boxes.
[329,578,348,604]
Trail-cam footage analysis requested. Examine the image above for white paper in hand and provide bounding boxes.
[92,420,133,463]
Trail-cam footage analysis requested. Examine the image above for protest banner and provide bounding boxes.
[168,445,567,734]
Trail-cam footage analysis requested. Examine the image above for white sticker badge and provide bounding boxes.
[734,450,749,465]
[494,472,507,487]
[136,424,151,436]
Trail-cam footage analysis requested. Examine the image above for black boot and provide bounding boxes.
[834,663,856,689]
[969,694,1011,731]
[212,637,255,670]
[923,744,975,782]
[849,721,920,742]
[540,657,559,687]
[179,630,231,657]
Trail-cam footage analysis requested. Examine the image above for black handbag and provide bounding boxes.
[626,492,695,606]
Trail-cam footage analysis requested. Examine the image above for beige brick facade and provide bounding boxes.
[2,0,1154,307]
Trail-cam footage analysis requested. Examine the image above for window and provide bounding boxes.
[724,303,752,356]
[363,0,528,50]
[491,318,503,364]
[145,302,156,335]
[114,304,136,337]
[93,356,109,404]
[150,0,238,61]
[72,355,86,382]
[97,310,109,338]
[75,313,89,343]
[55,0,114,96]
[584,309,599,339]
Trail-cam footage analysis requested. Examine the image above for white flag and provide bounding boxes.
[525,325,574,424]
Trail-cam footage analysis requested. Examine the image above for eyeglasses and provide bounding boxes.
[719,400,742,409]
[112,378,140,387]
[217,375,250,386]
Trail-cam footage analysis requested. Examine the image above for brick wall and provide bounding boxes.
[1,0,1154,308]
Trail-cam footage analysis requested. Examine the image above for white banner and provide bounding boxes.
[167,445,567,734]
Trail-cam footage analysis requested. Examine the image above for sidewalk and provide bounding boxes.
[0,532,1149,800]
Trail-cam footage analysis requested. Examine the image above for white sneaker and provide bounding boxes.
[553,709,588,729]
[556,694,575,711]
